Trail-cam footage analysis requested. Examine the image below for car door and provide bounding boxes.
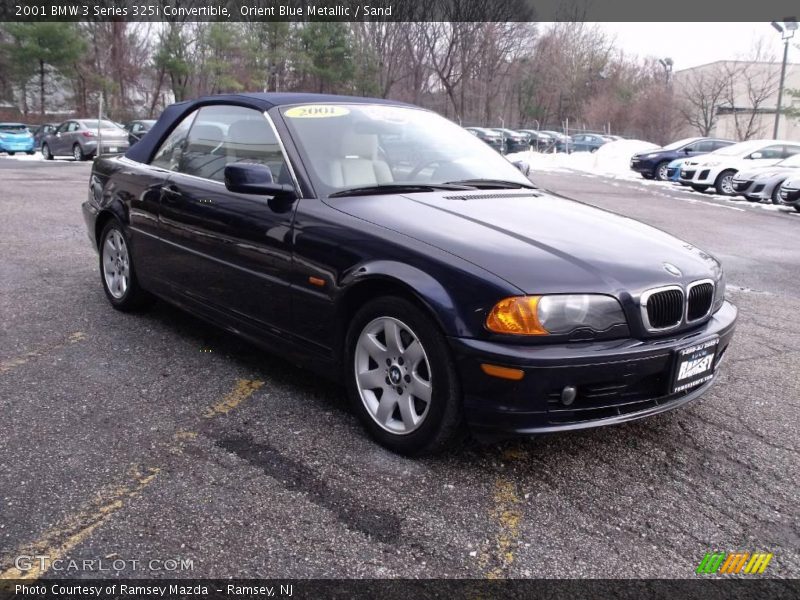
[51,121,71,154]
[156,104,297,332]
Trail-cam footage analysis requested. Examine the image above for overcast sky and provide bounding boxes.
[597,22,799,70]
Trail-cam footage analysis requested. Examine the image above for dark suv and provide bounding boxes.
[630,137,734,181]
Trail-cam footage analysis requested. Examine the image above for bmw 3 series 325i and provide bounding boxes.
[82,93,737,455]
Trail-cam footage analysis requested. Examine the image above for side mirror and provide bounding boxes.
[683,147,692,154]
[748,152,762,159]
[512,160,530,176]
[224,163,296,200]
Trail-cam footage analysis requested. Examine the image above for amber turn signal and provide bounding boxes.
[485,296,549,335]
[480,363,525,381]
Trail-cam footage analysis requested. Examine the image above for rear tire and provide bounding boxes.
[8,151,15,156]
[41,144,53,160]
[691,185,708,192]
[26,151,34,155]
[345,296,465,455]
[72,144,85,162]
[98,220,153,312]
[714,169,736,196]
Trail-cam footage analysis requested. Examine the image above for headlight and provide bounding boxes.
[703,161,721,167]
[486,295,626,335]
[644,153,659,159]
[712,269,726,313]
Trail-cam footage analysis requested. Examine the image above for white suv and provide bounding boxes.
[678,140,800,195]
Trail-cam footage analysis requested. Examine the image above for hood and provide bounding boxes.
[736,165,799,180]
[328,191,719,295]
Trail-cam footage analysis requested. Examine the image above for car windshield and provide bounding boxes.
[661,137,700,151]
[279,104,531,196]
[778,153,800,167]
[80,120,122,130]
[0,124,28,133]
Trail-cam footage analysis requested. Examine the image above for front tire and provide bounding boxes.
[654,161,670,181]
[715,170,736,196]
[691,185,708,193]
[771,182,785,205]
[99,220,152,311]
[41,144,53,160]
[345,297,465,455]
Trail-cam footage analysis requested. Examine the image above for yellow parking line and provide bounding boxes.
[203,378,265,418]
[0,467,159,580]
[0,332,86,376]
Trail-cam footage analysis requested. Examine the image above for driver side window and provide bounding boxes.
[150,111,197,171]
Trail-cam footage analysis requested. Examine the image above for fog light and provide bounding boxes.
[480,364,525,381]
[561,386,577,406]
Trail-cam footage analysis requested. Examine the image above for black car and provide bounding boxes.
[490,128,530,154]
[31,123,58,148]
[630,137,734,181]
[125,119,157,147]
[464,127,503,153]
[518,130,553,151]
[82,93,737,455]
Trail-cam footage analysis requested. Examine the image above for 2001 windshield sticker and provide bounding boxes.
[284,105,350,119]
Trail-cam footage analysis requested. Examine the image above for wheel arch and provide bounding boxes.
[336,261,467,351]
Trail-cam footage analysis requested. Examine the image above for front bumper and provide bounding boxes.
[779,186,800,206]
[450,301,737,436]
[630,158,655,174]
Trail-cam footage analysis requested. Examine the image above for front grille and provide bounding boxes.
[687,282,714,321]
[644,288,684,330]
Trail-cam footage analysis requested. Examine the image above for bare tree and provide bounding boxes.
[676,63,730,136]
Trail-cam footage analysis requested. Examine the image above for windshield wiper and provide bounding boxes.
[443,178,537,190]
[328,183,472,198]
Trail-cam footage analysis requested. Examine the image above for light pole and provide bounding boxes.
[659,57,674,84]
[771,18,797,139]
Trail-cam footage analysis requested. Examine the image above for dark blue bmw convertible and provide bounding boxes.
[82,93,737,455]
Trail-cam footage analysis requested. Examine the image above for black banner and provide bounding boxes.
[1,0,800,22]
[1,579,799,600]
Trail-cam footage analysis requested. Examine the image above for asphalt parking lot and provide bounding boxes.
[0,158,798,580]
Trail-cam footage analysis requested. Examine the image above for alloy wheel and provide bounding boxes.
[102,229,130,299]
[657,164,669,180]
[354,316,432,435]
[73,145,82,161]
[721,175,734,195]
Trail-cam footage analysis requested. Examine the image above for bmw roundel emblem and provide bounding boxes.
[663,263,682,277]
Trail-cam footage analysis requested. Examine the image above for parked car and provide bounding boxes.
[540,130,572,152]
[666,158,688,182]
[0,122,35,155]
[42,119,130,161]
[30,123,58,149]
[731,151,800,203]
[465,127,504,153]
[630,137,734,181]
[517,129,553,151]
[82,93,736,455]
[569,133,609,153]
[124,119,157,147]
[490,128,530,154]
[679,140,800,195]
[778,175,800,212]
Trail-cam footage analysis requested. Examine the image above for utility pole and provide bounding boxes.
[771,19,797,139]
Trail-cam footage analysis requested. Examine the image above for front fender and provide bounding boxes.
[339,259,515,338]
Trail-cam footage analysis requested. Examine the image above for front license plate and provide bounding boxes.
[671,337,719,394]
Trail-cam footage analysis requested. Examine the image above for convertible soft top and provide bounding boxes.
[125,92,411,164]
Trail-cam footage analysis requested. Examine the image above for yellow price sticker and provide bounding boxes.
[284,105,350,119]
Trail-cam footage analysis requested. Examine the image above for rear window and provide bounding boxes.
[0,124,28,133]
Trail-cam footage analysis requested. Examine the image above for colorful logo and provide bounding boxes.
[696,552,773,574]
